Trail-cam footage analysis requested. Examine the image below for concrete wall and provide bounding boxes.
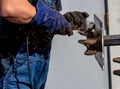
[108,0,120,89]
[45,0,108,89]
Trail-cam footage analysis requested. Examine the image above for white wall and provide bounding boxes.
[108,0,120,89]
[45,0,108,89]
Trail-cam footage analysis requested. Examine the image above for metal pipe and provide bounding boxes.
[104,35,120,46]
[104,0,112,89]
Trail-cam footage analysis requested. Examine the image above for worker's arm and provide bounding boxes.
[0,0,36,24]
[0,0,73,36]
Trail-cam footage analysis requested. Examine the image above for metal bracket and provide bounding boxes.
[78,14,104,70]
[78,14,120,70]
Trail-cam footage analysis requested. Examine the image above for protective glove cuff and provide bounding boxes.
[30,0,54,25]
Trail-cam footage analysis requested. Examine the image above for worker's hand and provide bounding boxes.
[63,11,89,29]
[53,26,73,36]
[30,0,73,36]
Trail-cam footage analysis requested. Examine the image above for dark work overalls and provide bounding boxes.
[0,0,62,89]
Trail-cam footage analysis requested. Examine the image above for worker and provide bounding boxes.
[0,0,88,89]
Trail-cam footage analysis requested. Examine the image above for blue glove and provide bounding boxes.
[30,0,73,36]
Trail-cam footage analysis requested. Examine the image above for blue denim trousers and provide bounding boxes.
[0,52,50,89]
